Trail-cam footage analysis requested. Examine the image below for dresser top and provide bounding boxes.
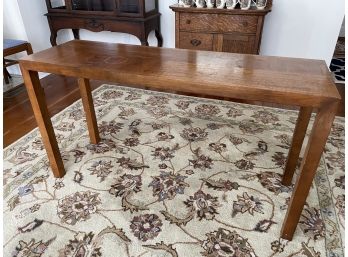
[169,4,272,15]
[20,40,339,107]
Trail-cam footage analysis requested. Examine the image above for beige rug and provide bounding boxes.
[3,84,345,257]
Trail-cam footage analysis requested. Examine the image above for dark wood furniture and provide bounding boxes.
[19,40,340,241]
[44,0,163,46]
[3,39,33,84]
[170,3,271,54]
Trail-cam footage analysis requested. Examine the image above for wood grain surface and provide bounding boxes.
[171,3,270,54]
[20,40,340,108]
[179,13,258,33]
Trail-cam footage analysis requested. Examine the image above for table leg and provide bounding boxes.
[50,30,58,46]
[72,29,80,40]
[78,78,100,144]
[21,68,66,178]
[282,107,312,186]
[155,29,163,47]
[141,40,149,46]
[280,102,338,240]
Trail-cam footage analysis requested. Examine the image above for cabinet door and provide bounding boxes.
[48,0,66,9]
[71,0,115,11]
[116,0,142,17]
[218,34,257,54]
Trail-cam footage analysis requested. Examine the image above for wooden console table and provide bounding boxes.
[19,40,340,240]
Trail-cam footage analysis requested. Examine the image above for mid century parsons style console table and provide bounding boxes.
[19,40,340,240]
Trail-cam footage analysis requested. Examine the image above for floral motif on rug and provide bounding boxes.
[3,85,345,257]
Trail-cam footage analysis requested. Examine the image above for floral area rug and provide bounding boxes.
[3,84,345,257]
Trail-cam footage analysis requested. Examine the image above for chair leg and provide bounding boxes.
[7,68,12,79]
[3,67,11,84]
[26,43,33,55]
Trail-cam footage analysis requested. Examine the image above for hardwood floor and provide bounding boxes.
[4,75,104,147]
[4,74,345,148]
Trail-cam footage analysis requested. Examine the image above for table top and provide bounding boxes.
[20,40,340,107]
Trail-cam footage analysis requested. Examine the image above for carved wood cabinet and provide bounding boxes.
[45,0,163,47]
[170,3,271,54]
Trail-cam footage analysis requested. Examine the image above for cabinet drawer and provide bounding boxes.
[179,32,213,51]
[179,13,258,33]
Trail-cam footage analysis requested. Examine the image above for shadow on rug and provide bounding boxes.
[3,85,345,257]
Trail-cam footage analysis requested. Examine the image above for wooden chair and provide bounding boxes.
[3,39,33,84]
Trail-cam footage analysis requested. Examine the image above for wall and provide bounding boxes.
[339,17,345,37]
[3,0,28,74]
[3,0,27,40]
[261,0,345,65]
[4,0,345,76]
[17,0,72,51]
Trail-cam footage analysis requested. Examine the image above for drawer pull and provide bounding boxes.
[186,19,191,24]
[86,19,105,31]
[242,21,248,27]
[190,39,202,46]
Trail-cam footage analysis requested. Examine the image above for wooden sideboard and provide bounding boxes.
[170,3,271,54]
[44,0,163,47]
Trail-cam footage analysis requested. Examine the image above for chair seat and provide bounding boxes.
[3,39,28,50]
